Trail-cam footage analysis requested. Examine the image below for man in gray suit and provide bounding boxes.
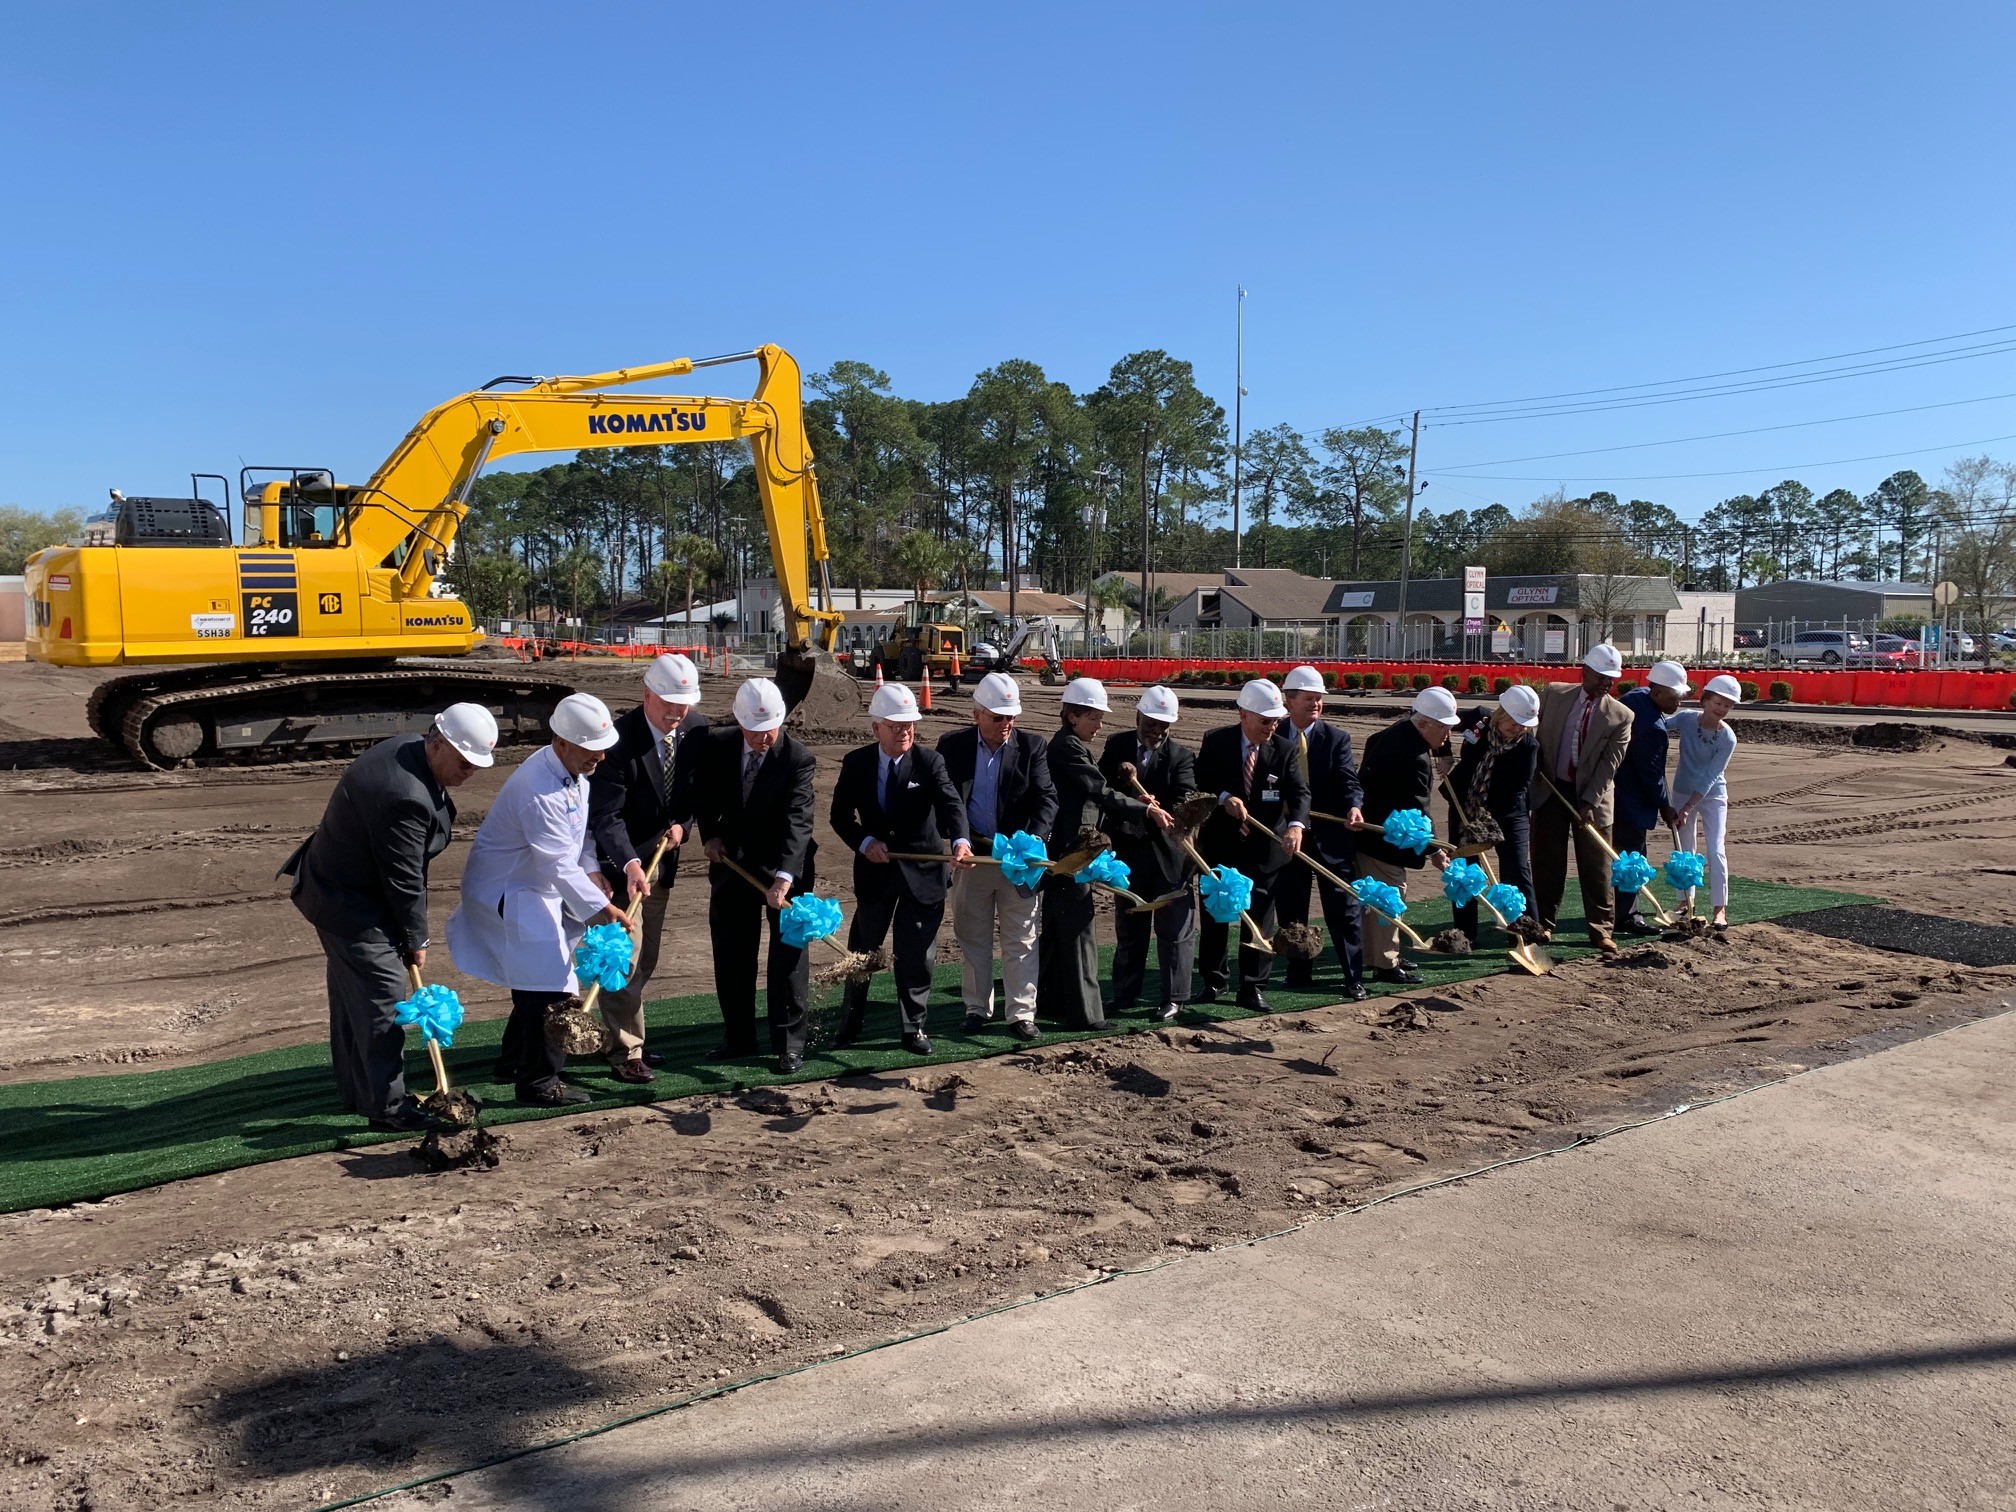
[281,704,497,1130]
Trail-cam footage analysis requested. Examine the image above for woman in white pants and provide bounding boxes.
[1669,673,1741,930]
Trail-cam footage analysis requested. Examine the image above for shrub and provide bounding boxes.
[1439,673,1459,690]
[1492,676,1512,694]
[1616,680,1637,695]
[1267,670,1284,685]
[1467,674,1488,694]
[1337,671,1359,690]
[1410,673,1431,690]
[1322,670,1340,689]
[1769,680,1794,702]
[1739,679,1761,703]
[1389,671,1410,690]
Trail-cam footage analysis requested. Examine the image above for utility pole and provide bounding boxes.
[1231,285,1247,570]
[1394,410,1420,658]
[1140,424,1153,660]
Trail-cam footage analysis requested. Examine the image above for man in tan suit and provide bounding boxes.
[1527,642,1633,954]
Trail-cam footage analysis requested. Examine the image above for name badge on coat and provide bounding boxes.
[1260,776,1282,804]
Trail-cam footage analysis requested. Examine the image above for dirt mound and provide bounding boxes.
[412,1125,506,1170]
[1852,721,1937,752]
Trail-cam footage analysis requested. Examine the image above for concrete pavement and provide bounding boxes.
[385,1012,2016,1512]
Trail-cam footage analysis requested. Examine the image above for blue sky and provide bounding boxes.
[3,1,2012,522]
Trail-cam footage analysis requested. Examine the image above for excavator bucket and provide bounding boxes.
[775,646,864,733]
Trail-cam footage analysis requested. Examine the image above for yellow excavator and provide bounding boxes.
[24,345,856,766]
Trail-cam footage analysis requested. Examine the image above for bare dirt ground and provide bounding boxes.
[2,658,2014,1510]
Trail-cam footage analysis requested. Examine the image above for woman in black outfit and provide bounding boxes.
[1446,685,1542,944]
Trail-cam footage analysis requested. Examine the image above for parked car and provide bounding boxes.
[1732,627,1767,650]
[1861,633,1927,668]
[1766,629,1869,666]
[1988,631,2016,653]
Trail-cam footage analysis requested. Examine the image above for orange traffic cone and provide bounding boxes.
[919,666,934,711]
[950,649,962,683]
[874,660,885,689]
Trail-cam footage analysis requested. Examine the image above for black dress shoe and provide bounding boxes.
[960,1013,991,1034]
[1618,917,1664,937]
[1372,966,1423,985]
[642,1050,666,1067]
[1235,988,1269,1013]
[1153,1003,1181,1022]
[516,1082,593,1107]
[1009,1020,1041,1043]
[1347,983,1371,1002]
[1189,987,1221,1006]
[776,1052,805,1073]
[902,1032,933,1056]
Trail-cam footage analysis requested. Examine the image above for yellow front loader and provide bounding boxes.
[25,346,854,765]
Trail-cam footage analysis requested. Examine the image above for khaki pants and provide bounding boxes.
[952,863,1040,1023]
[599,885,667,1062]
[1354,854,1412,971]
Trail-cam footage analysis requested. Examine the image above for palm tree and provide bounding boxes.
[892,528,952,604]
[665,533,721,626]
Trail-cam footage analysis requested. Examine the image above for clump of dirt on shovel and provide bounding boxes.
[419,1089,481,1128]
[1665,915,1713,940]
[1428,928,1473,955]
[1273,923,1323,959]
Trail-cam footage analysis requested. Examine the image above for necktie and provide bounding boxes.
[1242,740,1258,799]
[741,750,761,803]
[1297,727,1310,780]
[659,729,676,806]
[1568,697,1594,785]
[882,756,897,814]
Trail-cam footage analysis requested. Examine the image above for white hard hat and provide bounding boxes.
[433,702,498,767]
[732,678,788,733]
[1582,642,1624,677]
[550,692,619,751]
[1496,684,1541,728]
[1235,678,1287,717]
[869,682,921,722]
[973,671,1022,716]
[1282,665,1326,693]
[1411,685,1461,725]
[644,652,702,704]
[1703,673,1745,703]
[1646,660,1691,692]
[1136,685,1180,723]
[1062,677,1111,712]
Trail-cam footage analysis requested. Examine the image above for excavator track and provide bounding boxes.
[97,665,575,769]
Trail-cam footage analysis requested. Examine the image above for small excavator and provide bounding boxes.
[24,345,858,766]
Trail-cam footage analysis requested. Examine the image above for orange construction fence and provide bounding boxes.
[1059,658,2016,713]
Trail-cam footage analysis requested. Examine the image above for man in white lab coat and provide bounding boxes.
[448,692,633,1106]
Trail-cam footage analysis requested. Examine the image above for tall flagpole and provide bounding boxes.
[1231,285,1246,570]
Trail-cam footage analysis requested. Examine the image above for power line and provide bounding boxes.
[1430,391,2016,471]
[1420,320,2016,415]
[1422,341,2016,426]
[1420,429,2016,483]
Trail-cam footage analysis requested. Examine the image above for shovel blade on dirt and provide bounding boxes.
[1506,938,1553,976]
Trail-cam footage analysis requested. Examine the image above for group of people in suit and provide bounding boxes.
[289,642,1743,1129]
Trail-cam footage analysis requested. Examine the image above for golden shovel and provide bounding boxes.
[1313,809,1489,860]
[1120,765,1273,954]
[716,855,886,983]
[1438,777,1551,975]
[1537,772,1673,926]
[1238,810,1434,955]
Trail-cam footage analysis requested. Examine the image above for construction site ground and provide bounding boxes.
[2,656,2014,1510]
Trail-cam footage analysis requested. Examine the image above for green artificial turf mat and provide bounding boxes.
[0,876,1873,1214]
